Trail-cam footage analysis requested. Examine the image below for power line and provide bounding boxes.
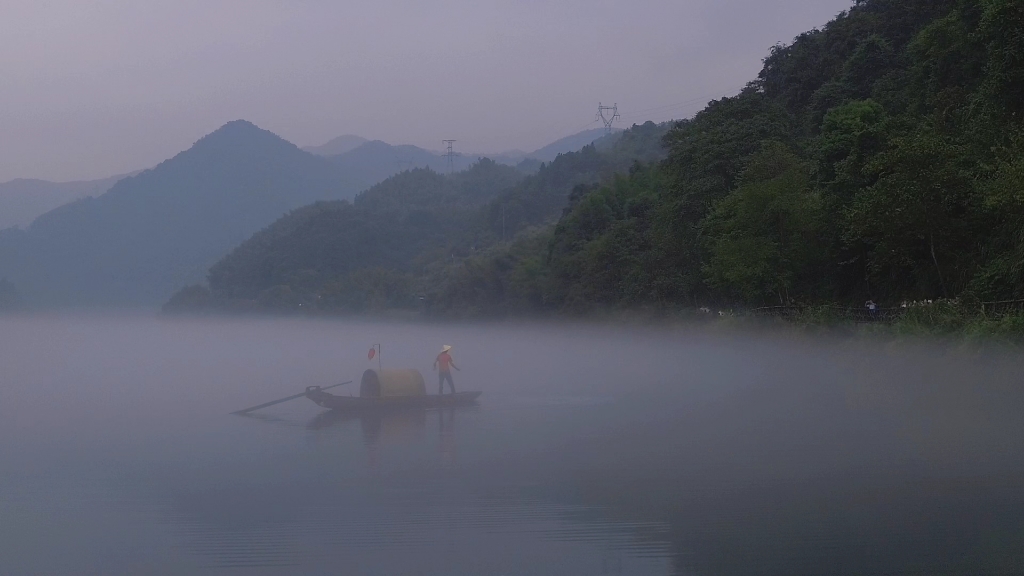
[571,118,601,134]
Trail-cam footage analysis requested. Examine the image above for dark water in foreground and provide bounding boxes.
[1,316,1023,575]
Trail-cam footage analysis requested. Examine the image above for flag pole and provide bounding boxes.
[368,343,382,372]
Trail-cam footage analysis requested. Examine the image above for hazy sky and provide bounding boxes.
[1,0,853,182]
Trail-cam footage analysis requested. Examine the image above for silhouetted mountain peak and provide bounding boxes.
[210,119,264,136]
[120,120,323,185]
[3,119,357,306]
[189,120,296,154]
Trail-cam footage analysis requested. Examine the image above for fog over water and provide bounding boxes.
[1,315,1022,574]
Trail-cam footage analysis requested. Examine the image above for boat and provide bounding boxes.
[304,368,481,413]
[305,386,482,412]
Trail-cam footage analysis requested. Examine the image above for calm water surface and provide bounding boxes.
[1,315,1022,575]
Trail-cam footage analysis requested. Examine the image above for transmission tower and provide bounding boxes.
[596,102,620,135]
[441,140,459,174]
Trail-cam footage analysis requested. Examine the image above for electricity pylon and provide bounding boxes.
[441,140,459,174]
[597,103,620,135]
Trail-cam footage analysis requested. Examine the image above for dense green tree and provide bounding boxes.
[845,128,980,298]
[546,169,663,309]
[702,143,825,304]
[971,148,1024,299]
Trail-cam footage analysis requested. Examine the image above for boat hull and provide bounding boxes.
[305,386,481,412]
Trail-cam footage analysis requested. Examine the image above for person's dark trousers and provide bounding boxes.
[438,371,455,394]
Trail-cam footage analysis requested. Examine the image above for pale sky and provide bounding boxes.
[0,0,853,182]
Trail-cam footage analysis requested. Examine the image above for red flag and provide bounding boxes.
[368,347,376,360]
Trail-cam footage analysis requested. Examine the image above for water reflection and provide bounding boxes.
[306,406,472,470]
[438,408,457,468]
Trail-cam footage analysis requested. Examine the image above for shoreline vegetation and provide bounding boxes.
[157,0,1024,343]
[158,296,1024,344]
[753,300,1024,342]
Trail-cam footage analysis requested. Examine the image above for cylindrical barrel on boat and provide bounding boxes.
[360,369,426,398]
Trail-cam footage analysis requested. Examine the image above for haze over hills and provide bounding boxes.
[301,134,368,156]
[525,128,619,162]
[267,127,627,206]
[328,140,476,188]
[0,174,135,230]
[0,119,650,308]
[178,159,526,311]
[0,120,357,306]
[165,121,670,313]
[304,127,621,170]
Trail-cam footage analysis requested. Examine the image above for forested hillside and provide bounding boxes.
[164,122,669,312]
[200,159,523,311]
[432,0,1024,315]
[168,0,1024,319]
[525,128,617,162]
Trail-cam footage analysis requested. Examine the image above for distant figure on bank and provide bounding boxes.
[434,345,460,395]
[865,300,877,319]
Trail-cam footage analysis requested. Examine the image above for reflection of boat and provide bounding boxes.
[306,399,470,469]
[304,368,481,413]
[307,405,428,439]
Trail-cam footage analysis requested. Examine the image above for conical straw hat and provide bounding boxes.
[441,345,452,352]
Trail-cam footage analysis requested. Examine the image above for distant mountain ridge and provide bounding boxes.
[0,120,356,306]
[304,127,621,169]
[0,173,136,230]
[328,140,487,184]
[0,121,644,308]
[1,128,625,235]
[165,121,671,314]
[525,128,619,162]
[302,134,368,156]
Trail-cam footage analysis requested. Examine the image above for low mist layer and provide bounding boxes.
[1,315,1021,574]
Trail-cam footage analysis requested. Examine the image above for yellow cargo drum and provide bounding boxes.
[359,369,426,398]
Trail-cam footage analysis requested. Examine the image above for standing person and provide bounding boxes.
[434,345,459,395]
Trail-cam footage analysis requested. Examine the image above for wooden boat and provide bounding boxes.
[305,385,482,412]
[304,368,481,413]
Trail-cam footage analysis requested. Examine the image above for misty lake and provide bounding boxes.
[1,315,1022,575]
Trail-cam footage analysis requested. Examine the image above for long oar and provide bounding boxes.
[232,381,352,415]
